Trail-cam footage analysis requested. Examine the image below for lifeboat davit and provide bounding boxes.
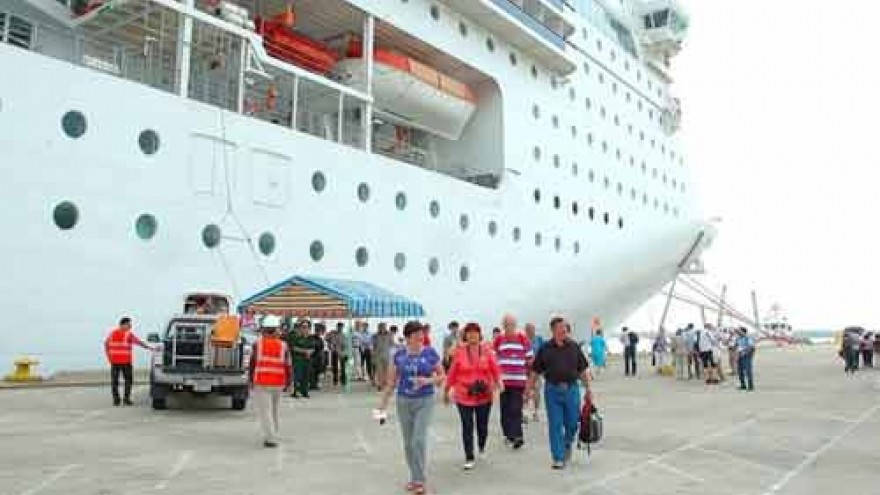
[337,39,477,141]
[256,12,338,75]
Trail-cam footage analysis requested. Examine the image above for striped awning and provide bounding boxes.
[237,275,425,319]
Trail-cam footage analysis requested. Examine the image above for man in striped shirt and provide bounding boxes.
[493,314,533,449]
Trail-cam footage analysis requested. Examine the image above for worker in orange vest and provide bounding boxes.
[104,317,153,406]
[249,315,292,447]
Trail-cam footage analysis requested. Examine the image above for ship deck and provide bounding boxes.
[1,345,878,495]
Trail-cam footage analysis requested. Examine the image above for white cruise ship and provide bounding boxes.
[0,0,715,370]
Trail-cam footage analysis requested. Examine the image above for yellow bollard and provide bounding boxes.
[5,357,43,382]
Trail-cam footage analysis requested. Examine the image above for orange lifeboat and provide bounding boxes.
[337,37,477,140]
[255,11,338,75]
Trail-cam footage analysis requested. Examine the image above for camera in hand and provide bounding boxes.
[467,380,489,397]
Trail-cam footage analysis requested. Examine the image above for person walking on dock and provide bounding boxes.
[249,315,292,448]
[309,323,326,391]
[843,329,861,375]
[328,322,348,387]
[104,317,153,406]
[377,321,445,495]
[289,320,315,398]
[527,317,591,470]
[444,322,502,470]
[373,322,394,391]
[589,328,607,376]
[735,327,756,391]
[494,314,532,449]
[621,327,639,376]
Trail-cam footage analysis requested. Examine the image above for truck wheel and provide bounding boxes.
[231,397,247,411]
[152,397,168,410]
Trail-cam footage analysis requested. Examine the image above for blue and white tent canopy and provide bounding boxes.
[238,275,426,319]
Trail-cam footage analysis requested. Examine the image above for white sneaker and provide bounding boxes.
[463,460,475,470]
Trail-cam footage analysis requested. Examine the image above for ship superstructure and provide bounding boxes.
[0,0,713,369]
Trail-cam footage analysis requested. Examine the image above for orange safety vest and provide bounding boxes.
[253,337,287,387]
[106,328,134,365]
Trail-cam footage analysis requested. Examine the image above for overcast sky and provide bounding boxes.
[629,0,880,331]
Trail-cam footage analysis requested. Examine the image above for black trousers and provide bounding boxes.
[499,387,524,441]
[624,347,637,375]
[361,349,374,381]
[310,356,323,389]
[331,351,348,385]
[457,402,492,461]
[862,350,873,367]
[110,364,133,402]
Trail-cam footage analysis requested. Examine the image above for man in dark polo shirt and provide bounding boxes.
[527,317,592,469]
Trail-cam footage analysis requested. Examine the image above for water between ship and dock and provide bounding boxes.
[1,344,878,495]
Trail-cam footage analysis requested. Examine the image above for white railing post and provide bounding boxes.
[291,75,299,130]
[364,14,374,152]
[176,0,193,96]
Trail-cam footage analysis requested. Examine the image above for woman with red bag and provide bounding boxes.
[443,323,502,470]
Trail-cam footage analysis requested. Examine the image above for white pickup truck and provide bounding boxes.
[146,294,256,410]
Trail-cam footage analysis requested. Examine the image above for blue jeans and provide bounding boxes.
[544,382,581,462]
[737,352,754,390]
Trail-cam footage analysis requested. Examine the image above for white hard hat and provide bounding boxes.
[262,315,282,329]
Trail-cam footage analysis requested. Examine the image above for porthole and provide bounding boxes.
[585,98,592,110]
[533,146,541,161]
[628,124,634,135]
[662,174,668,184]
[533,189,541,203]
[664,203,670,214]
[553,196,560,209]
[642,193,648,205]
[357,182,370,202]
[626,92,632,103]
[531,65,538,79]
[638,100,643,112]
[571,126,577,138]
[603,212,610,224]
[552,115,559,128]
[568,88,576,101]
[572,163,579,176]
[488,220,498,237]
[135,214,158,240]
[53,201,79,230]
[600,107,606,119]
[310,240,324,262]
[598,73,605,84]
[601,141,608,154]
[355,246,369,267]
[588,207,595,220]
[630,188,637,200]
[486,37,495,52]
[535,232,542,246]
[509,52,518,66]
[625,61,630,71]
[582,27,588,39]
[61,111,86,139]
[673,207,680,217]
[532,104,540,119]
[394,253,406,271]
[574,241,581,255]
[588,170,595,182]
[614,115,620,126]
[258,232,276,256]
[596,39,603,51]
[618,218,624,229]
[429,5,439,20]
[583,62,590,74]
[311,171,326,193]
[610,49,616,61]
[428,257,439,276]
[637,70,642,81]
[641,162,647,173]
[458,22,467,36]
[681,183,686,193]
[617,183,623,195]
[553,155,560,168]
[640,131,645,141]
[551,78,558,90]
[572,202,579,215]
[459,213,469,231]
[459,265,470,282]
[202,224,222,249]
[554,237,561,252]
[138,130,160,155]
[429,200,440,218]
[616,149,622,161]
[612,82,618,94]
[395,192,407,211]
[587,133,594,146]
[654,198,660,209]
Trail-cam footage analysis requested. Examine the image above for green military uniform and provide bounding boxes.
[288,332,315,397]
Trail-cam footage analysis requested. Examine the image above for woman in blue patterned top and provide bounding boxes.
[377,321,445,495]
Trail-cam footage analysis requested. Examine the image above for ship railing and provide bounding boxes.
[10,0,371,150]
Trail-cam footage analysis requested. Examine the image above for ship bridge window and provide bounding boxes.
[0,13,33,50]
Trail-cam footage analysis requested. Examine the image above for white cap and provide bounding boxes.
[262,315,282,329]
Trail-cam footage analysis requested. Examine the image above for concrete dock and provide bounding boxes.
[1,345,877,495]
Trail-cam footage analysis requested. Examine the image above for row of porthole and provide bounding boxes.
[581,60,667,127]
[532,102,682,168]
[578,31,667,103]
[533,146,687,197]
[531,190,628,227]
[61,110,160,155]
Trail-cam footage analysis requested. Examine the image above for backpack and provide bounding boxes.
[577,396,603,455]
